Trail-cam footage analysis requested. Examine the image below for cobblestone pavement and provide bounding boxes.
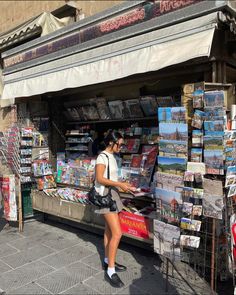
[0,216,213,295]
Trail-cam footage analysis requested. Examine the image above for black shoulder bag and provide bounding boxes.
[88,153,117,211]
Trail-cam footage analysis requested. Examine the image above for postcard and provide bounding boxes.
[184,171,194,182]
[204,107,225,120]
[192,188,203,199]
[182,202,193,215]
[154,172,184,191]
[203,135,223,150]
[191,110,205,129]
[158,156,187,176]
[158,107,171,122]
[180,235,200,248]
[192,205,202,216]
[159,140,188,158]
[180,218,201,231]
[155,188,182,224]
[140,96,157,116]
[194,173,203,184]
[192,130,203,147]
[203,178,223,196]
[204,120,224,132]
[204,91,224,107]
[187,162,206,174]
[226,165,236,176]
[156,96,174,107]
[225,175,236,187]
[204,150,224,172]
[182,187,194,200]
[159,123,188,141]
[192,89,204,108]
[158,107,186,122]
[203,193,224,219]
[191,148,202,162]
[228,185,236,197]
[153,220,180,261]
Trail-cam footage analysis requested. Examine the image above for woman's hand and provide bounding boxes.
[118,182,136,193]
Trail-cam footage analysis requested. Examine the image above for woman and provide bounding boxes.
[95,130,135,288]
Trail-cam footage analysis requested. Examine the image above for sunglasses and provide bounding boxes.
[115,142,126,149]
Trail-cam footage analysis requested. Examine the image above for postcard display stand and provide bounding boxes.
[153,82,236,292]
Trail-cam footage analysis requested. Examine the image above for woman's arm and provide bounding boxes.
[96,164,133,192]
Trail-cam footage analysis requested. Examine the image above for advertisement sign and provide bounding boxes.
[0,175,17,221]
[119,211,149,239]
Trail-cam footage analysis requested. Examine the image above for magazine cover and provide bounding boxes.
[140,96,157,116]
[191,148,202,162]
[159,123,188,141]
[125,99,143,118]
[32,160,53,177]
[36,175,56,190]
[158,156,187,176]
[96,98,111,120]
[155,187,182,224]
[154,220,180,261]
[204,90,224,107]
[108,100,124,119]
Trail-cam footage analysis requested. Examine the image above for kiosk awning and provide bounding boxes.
[1,12,219,105]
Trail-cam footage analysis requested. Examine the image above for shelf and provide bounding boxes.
[65,141,90,144]
[57,182,90,191]
[65,133,90,136]
[67,116,157,125]
[65,149,88,151]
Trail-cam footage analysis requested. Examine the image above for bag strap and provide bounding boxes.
[100,152,110,179]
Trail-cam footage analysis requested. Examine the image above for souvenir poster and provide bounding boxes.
[192,89,204,108]
[180,218,201,231]
[158,156,187,176]
[96,98,111,120]
[192,130,203,147]
[204,150,224,175]
[204,90,224,108]
[159,123,188,141]
[156,96,174,107]
[159,140,188,158]
[108,100,124,119]
[180,235,200,248]
[191,148,202,162]
[139,96,157,116]
[155,188,182,224]
[204,107,225,120]
[125,99,143,118]
[153,219,180,261]
[0,175,17,221]
[204,120,224,132]
[191,110,205,129]
[154,171,184,192]
[203,133,224,150]
[202,193,224,219]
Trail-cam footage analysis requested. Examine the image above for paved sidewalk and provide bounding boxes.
[0,217,212,295]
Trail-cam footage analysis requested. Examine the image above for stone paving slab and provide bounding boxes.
[7,282,52,294]
[0,260,12,273]
[42,235,81,251]
[0,261,54,291]
[0,243,19,259]
[1,244,55,268]
[64,261,100,281]
[80,252,104,271]
[61,282,101,294]
[41,244,94,269]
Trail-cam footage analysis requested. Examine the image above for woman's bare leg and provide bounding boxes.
[103,212,122,267]
[104,221,111,259]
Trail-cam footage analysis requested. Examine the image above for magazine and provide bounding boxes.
[36,175,56,190]
[96,98,111,120]
[108,100,124,119]
[122,138,140,153]
[139,96,157,116]
[125,99,143,118]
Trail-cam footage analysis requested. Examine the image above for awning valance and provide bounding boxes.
[1,12,219,105]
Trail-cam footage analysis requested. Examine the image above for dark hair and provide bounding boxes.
[103,130,123,148]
